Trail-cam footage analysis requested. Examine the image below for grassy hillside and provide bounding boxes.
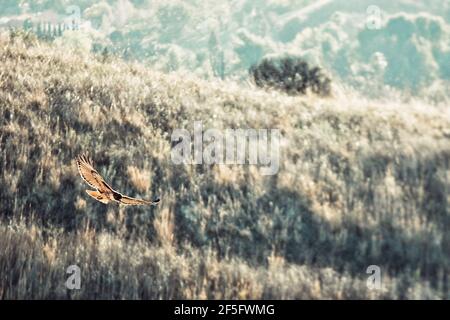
[0,33,449,299]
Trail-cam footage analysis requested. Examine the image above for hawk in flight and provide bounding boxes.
[76,154,160,206]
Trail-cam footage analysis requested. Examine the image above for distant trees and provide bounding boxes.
[37,22,66,39]
[15,20,73,41]
[157,4,189,43]
[0,0,21,15]
[208,31,225,79]
[249,57,331,96]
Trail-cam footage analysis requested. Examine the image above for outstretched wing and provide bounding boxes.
[76,153,160,206]
[76,154,114,193]
[118,194,160,206]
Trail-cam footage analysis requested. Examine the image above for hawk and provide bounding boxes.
[76,153,160,206]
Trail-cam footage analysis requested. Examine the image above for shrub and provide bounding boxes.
[250,56,331,96]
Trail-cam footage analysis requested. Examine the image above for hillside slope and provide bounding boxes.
[0,34,449,299]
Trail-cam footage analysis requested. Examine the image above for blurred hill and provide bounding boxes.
[0,33,449,299]
[0,0,449,101]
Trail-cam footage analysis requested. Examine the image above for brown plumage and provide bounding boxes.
[76,154,160,206]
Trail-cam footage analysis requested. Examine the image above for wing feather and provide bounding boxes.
[76,154,114,193]
[118,195,160,206]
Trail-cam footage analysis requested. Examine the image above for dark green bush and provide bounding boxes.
[250,57,331,96]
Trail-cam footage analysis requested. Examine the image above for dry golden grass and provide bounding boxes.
[127,165,151,193]
[0,32,449,299]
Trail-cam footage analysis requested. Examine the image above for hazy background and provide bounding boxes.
[1,0,449,101]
